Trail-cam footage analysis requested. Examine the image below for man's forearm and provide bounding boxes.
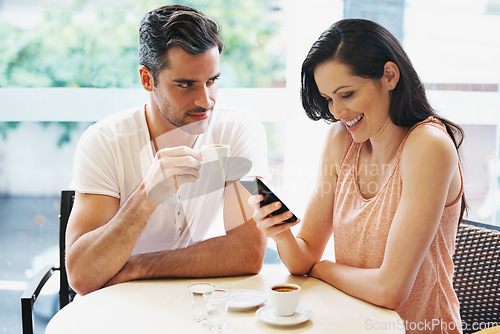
[108,221,267,285]
[66,185,158,295]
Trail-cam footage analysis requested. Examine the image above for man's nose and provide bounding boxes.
[194,86,214,109]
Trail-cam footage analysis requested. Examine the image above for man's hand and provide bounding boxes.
[144,146,202,204]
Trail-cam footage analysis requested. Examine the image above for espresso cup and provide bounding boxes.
[270,283,301,317]
[200,144,231,182]
[200,144,230,166]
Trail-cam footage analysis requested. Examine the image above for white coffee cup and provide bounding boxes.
[270,283,301,317]
[200,144,230,166]
[200,144,231,180]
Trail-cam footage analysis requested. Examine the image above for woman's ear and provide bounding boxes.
[139,65,154,92]
[383,61,400,91]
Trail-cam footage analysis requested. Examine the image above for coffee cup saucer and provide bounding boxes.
[256,305,312,327]
[227,289,267,311]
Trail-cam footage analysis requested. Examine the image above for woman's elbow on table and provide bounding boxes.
[289,257,320,277]
[376,284,411,310]
[290,264,314,276]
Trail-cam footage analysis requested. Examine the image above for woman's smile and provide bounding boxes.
[344,114,364,128]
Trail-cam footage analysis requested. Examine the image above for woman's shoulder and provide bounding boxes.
[402,122,458,167]
[323,122,350,165]
[325,121,349,149]
[327,121,348,141]
[405,121,456,149]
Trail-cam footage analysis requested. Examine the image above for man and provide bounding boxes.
[66,5,269,295]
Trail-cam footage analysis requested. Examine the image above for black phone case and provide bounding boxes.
[240,177,297,223]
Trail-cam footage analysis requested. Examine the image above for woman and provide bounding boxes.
[250,19,465,333]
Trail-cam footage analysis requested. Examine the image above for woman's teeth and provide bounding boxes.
[345,114,363,127]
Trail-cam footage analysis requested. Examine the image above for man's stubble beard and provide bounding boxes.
[154,97,212,135]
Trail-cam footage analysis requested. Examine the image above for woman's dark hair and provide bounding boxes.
[301,18,467,221]
[139,5,224,85]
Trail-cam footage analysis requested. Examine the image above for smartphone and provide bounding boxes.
[240,177,298,223]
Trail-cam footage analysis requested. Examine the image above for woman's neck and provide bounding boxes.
[363,119,409,165]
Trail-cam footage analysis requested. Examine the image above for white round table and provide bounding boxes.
[46,264,404,333]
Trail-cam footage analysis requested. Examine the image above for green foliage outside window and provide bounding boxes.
[0,0,286,89]
[0,0,285,145]
[0,122,20,140]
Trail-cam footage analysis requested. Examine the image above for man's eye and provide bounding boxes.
[208,77,219,85]
[178,83,191,88]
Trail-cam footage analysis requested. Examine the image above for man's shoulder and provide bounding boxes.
[208,105,267,152]
[212,105,259,127]
[87,106,146,139]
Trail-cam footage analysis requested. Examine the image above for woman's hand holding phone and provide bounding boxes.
[248,194,300,240]
[240,177,300,239]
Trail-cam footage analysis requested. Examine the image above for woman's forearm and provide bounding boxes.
[273,232,320,275]
[309,260,410,310]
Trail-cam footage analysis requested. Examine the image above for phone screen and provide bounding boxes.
[240,177,298,223]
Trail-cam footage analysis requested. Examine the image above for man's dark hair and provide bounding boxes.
[139,5,224,85]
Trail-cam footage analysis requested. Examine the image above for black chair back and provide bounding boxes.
[453,219,500,333]
[21,190,75,334]
[58,190,74,308]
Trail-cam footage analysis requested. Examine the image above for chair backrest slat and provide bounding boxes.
[59,190,75,309]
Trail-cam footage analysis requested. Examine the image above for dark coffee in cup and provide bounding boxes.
[272,286,298,293]
[270,283,301,316]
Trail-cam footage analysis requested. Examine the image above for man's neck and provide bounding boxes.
[144,103,198,153]
[152,129,198,151]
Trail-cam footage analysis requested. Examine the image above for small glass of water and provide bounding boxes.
[188,282,215,322]
[204,289,229,331]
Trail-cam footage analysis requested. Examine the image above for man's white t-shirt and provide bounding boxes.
[70,105,269,255]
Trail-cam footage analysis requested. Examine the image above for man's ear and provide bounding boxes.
[383,61,400,91]
[139,65,154,92]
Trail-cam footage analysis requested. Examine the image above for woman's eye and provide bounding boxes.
[341,92,353,99]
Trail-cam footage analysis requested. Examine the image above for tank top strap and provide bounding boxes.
[342,130,354,155]
[339,129,356,166]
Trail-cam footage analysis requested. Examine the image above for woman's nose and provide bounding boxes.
[330,101,346,120]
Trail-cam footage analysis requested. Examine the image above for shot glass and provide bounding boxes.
[188,282,215,322]
[204,289,229,331]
